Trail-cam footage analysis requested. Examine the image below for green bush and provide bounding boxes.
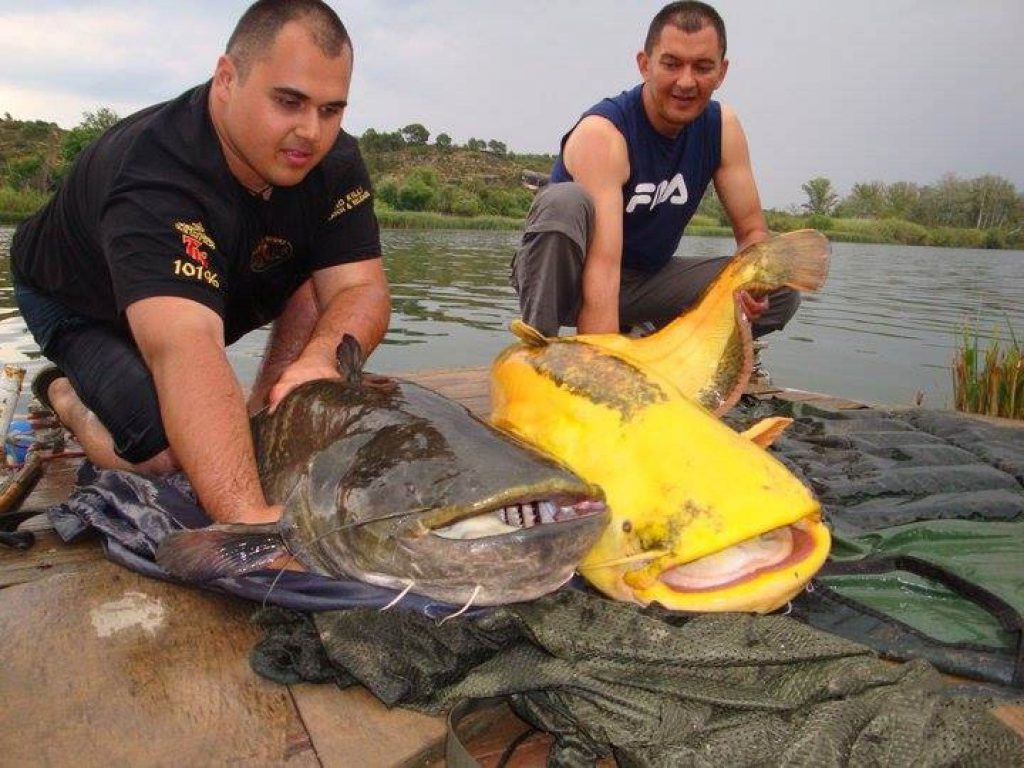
[806,213,833,231]
[396,178,435,211]
[875,218,929,246]
[375,178,399,207]
[765,210,803,233]
[450,192,482,218]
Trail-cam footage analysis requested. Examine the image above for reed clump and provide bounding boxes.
[953,322,1022,420]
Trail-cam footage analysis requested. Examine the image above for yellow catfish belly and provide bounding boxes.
[490,340,830,614]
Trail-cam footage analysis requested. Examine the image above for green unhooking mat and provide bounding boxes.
[740,401,1024,688]
[250,402,1024,765]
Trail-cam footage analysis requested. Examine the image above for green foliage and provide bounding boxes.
[450,191,482,217]
[801,176,839,215]
[874,218,929,246]
[397,179,435,211]
[375,177,399,207]
[806,213,833,231]
[6,155,44,190]
[359,128,406,154]
[61,107,120,165]
[953,322,1022,420]
[435,133,452,149]
[0,185,48,220]
[400,123,429,145]
[697,187,729,226]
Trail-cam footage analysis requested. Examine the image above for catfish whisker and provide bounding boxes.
[260,558,295,609]
[380,580,415,611]
[438,585,481,625]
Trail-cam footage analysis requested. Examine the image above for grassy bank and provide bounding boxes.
[766,211,1023,250]
[0,187,47,225]
[3,188,1021,250]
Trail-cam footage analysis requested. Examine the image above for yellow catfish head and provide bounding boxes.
[490,337,830,613]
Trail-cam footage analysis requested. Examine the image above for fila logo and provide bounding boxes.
[625,174,688,213]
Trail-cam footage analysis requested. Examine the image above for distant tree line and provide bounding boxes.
[360,124,508,156]
[799,174,1022,232]
[3,111,1022,249]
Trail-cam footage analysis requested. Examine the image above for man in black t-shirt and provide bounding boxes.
[10,0,389,526]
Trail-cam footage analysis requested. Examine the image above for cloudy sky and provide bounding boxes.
[1,0,1021,208]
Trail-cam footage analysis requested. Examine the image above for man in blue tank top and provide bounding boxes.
[511,1,797,347]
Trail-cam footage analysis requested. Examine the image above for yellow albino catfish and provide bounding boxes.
[490,230,832,613]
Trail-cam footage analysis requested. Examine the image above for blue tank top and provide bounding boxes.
[550,85,722,272]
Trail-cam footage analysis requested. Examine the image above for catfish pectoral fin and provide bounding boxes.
[156,526,286,581]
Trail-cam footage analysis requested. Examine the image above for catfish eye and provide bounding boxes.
[621,520,632,533]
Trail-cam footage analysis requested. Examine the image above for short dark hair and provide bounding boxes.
[226,0,351,79]
[644,1,727,58]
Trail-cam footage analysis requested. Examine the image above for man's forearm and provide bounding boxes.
[150,342,273,524]
[301,280,390,367]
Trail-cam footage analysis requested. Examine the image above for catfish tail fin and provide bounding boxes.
[625,230,830,414]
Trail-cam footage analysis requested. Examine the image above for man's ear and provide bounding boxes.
[212,54,237,99]
[715,57,730,89]
[636,49,651,81]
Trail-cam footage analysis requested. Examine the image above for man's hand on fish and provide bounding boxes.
[237,503,285,526]
[266,354,343,413]
[737,290,769,322]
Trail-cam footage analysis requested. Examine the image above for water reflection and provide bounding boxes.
[2,225,1022,409]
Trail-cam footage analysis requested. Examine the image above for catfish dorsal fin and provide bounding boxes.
[510,319,551,347]
[335,334,365,385]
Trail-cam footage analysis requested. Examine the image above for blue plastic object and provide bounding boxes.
[5,418,34,466]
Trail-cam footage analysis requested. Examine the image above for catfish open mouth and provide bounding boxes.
[431,495,608,540]
[657,520,820,593]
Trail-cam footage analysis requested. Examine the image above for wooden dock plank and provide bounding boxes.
[0,526,104,588]
[291,684,447,767]
[0,559,318,766]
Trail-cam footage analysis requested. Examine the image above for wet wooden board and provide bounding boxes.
[290,684,447,767]
[0,559,318,766]
[0,526,104,588]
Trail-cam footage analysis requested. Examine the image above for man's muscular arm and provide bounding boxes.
[713,104,770,252]
[127,297,279,524]
[714,104,772,319]
[266,255,390,409]
[562,116,631,335]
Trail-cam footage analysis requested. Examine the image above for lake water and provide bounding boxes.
[2,225,1022,409]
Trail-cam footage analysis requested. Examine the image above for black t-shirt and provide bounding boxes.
[11,83,381,344]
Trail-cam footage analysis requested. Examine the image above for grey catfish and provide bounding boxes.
[156,336,609,606]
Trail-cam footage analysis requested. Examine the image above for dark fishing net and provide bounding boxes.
[251,589,1024,767]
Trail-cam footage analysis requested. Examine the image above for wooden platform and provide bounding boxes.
[0,367,1020,766]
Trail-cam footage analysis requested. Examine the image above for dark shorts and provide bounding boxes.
[14,281,169,464]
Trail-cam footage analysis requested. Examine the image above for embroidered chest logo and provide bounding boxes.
[250,237,294,273]
[174,221,216,268]
[329,186,371,221]
[625,174,689,213]
[172,221,220,288]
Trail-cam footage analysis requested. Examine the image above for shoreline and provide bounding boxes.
[2,209,1020,250]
